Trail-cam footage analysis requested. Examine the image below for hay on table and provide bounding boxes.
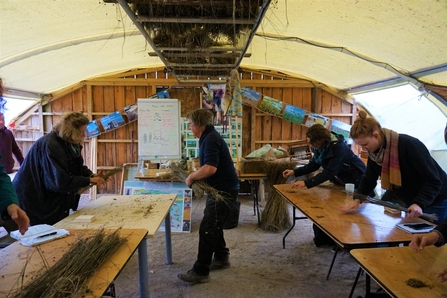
[10,228,127,298]
[260,160,298,232]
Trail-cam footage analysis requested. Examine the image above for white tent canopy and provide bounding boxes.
[1,0,446,96]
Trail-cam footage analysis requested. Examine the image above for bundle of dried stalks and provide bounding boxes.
[260,160,298,232]
[134,2,259,49]
[10,229,127,298]
[170,162,225,201]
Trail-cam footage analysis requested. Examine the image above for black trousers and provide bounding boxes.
[193,190,238,275]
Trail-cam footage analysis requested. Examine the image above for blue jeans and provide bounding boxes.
[424,198,447,224]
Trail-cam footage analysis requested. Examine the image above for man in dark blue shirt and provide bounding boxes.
[178,109,239,284]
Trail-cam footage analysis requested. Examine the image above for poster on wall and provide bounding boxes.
[259,95,284,116]
[330,120,352,140]
[241,87,261,102]
[124,103,138,122]
[137,98,182,160]
[157,90,170,99]
[202,83,226,124]
[123,181,192,233]
[85,120,101,139]
[282,104,306,125]
[303,112,328,127]
[99,111,126,132]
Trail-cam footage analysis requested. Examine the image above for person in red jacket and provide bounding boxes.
[0,112,24,174]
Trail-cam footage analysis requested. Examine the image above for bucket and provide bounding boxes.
[223,200,240,229]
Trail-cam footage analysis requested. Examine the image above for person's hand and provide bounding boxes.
[407,204,423,218]
[409,231,440,251]
[6,204,29,235]
[185,175,194,188]
[341,199,361,213]
[291,181,306,189]
[90,176,106,187]
[283,169,294,178]
[437,267,447,282]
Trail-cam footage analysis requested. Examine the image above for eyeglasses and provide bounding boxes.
[188,122,197,129]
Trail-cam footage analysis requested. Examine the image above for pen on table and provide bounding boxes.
[37,231,58,238]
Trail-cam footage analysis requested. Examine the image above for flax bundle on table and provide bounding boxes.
[260,160,298,232]
[10,229,127,298]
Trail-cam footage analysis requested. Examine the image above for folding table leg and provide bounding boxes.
[326,246,339,280]
[348,267,363,298]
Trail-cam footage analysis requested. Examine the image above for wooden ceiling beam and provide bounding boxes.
[169,63,236,68]
[85,77,314,88]
[150,52,250,58]
[155,47,243,52]
[137,16,255,25]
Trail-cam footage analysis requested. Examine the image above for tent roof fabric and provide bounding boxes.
[0,0,446,96]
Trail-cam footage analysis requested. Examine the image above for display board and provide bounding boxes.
[138,98,182,161]
[122,181,192,233]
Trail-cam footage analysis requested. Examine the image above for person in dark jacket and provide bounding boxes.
[0,112,24,174]
[283,124,366,189]
[409,122,447,282]
[342,111,447,224]
[178,108,239,284]
[13,112,106,226]
[0,77,29,234]
[283,124,366,247]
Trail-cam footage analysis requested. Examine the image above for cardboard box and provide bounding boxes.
[241,158,266,174]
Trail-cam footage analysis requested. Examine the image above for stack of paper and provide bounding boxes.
[10,224,69,246]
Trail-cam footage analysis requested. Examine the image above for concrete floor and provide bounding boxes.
[82,193,384,298]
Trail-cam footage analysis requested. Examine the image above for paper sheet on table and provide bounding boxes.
[10,224,69,246]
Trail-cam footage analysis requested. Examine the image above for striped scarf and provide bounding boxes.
[380,128,402,190]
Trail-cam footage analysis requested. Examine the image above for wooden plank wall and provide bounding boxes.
[13,68,354,194]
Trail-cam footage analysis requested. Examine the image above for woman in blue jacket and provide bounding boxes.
[283,124,366,247]
[283,124,366,189]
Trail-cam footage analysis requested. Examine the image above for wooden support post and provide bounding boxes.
[90,137,98,200]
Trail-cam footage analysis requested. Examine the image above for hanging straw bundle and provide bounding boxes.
[10,229,127,298]
[260,159,298,232]
[169,162,225,201]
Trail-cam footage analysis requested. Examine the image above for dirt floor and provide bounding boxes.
[78,192,386,298]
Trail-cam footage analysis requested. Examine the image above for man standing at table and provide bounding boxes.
[178,108,239,284]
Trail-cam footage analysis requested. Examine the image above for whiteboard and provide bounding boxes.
[138,98,182,161]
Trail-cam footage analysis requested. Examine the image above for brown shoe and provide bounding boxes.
[210,258,230,270]
[177,270,210,284]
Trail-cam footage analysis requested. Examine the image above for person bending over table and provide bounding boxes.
[409,122,447,282]
[283,124,366,189]
[282,124,366,247]
[178,108,239,284]
[341,111,447,225]
[13,112,106,226]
